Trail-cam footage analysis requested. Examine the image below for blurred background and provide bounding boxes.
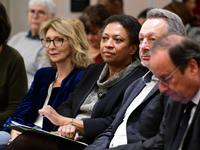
[0,0,194,38]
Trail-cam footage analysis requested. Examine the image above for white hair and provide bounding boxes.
[28,0,56,16]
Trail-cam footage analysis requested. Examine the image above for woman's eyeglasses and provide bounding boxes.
[41,38,66,48]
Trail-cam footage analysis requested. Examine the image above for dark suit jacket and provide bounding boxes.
[164,98,200,150]
[3,67,84,132]
[56,62,148,144]
[84,75,169,150]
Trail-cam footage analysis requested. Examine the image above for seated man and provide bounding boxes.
[150,34,200,150]
[85,8,186,150]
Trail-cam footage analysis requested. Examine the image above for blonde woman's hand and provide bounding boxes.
[38,105,66,126]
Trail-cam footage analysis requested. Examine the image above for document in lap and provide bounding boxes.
[6,121,88,148]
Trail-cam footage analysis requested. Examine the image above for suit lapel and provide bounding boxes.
[111,78,146,133]
[182,100,200,149]
[120,79,146,115]
[120,78,159,118]
[141,84,158,103]
[189,99,200,125]
[111,72,155,132]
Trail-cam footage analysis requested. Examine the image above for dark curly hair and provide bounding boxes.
[79,4,111,33]
[102,14,141,59]
[0,2,11,45]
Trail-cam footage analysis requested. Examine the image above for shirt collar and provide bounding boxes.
[142,70,153,84]
[26,30,40,40]
[191,89,200,105]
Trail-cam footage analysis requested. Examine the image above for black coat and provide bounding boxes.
[56,62,148,144]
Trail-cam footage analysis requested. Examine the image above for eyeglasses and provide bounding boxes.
[27,9,47,17]
[41,38,66,48]
[152,66,181,86]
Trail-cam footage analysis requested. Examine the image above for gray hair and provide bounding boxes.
[28,0,56,16]
[147,8,186,36]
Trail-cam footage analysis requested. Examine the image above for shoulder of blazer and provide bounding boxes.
[35,67,56,77]
[81,62,106,78]
[138,64,149,72]
[67,62,106,99]
[124,65,149,87]
[86,62,106,71]
[33,67,56,85]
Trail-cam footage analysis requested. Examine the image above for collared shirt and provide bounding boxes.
[34,82,53,128]
[109,71,157,148]
[34,73,59,128]
[178,89,200,150]
[26,30,40,40]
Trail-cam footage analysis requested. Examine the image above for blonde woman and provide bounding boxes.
[2,18,91,147]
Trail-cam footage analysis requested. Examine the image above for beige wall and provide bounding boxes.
[70,0,172,22]
[0,0,172,38]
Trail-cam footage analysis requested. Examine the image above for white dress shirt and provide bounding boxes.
[109,72,157,148]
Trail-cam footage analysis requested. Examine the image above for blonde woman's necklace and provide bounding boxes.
[55,76,63,86]
[56,79,62,85]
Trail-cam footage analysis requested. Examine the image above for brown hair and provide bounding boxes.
[79,4,111,33]
[163,2,200,26]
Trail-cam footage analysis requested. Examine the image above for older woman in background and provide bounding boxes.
[79,4,111,63]
[5,14,148,150]
[1,17,91,149]
[8,0,56,88]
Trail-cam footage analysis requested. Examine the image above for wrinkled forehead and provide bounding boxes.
[29,4,48,13]
[150,50,173,74]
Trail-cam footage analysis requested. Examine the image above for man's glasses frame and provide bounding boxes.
[152,66,181,86]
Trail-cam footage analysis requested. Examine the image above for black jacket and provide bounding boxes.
[56,62,148,144]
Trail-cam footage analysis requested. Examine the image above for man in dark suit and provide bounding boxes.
[150,34,200,150]
[84,8,186,150]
